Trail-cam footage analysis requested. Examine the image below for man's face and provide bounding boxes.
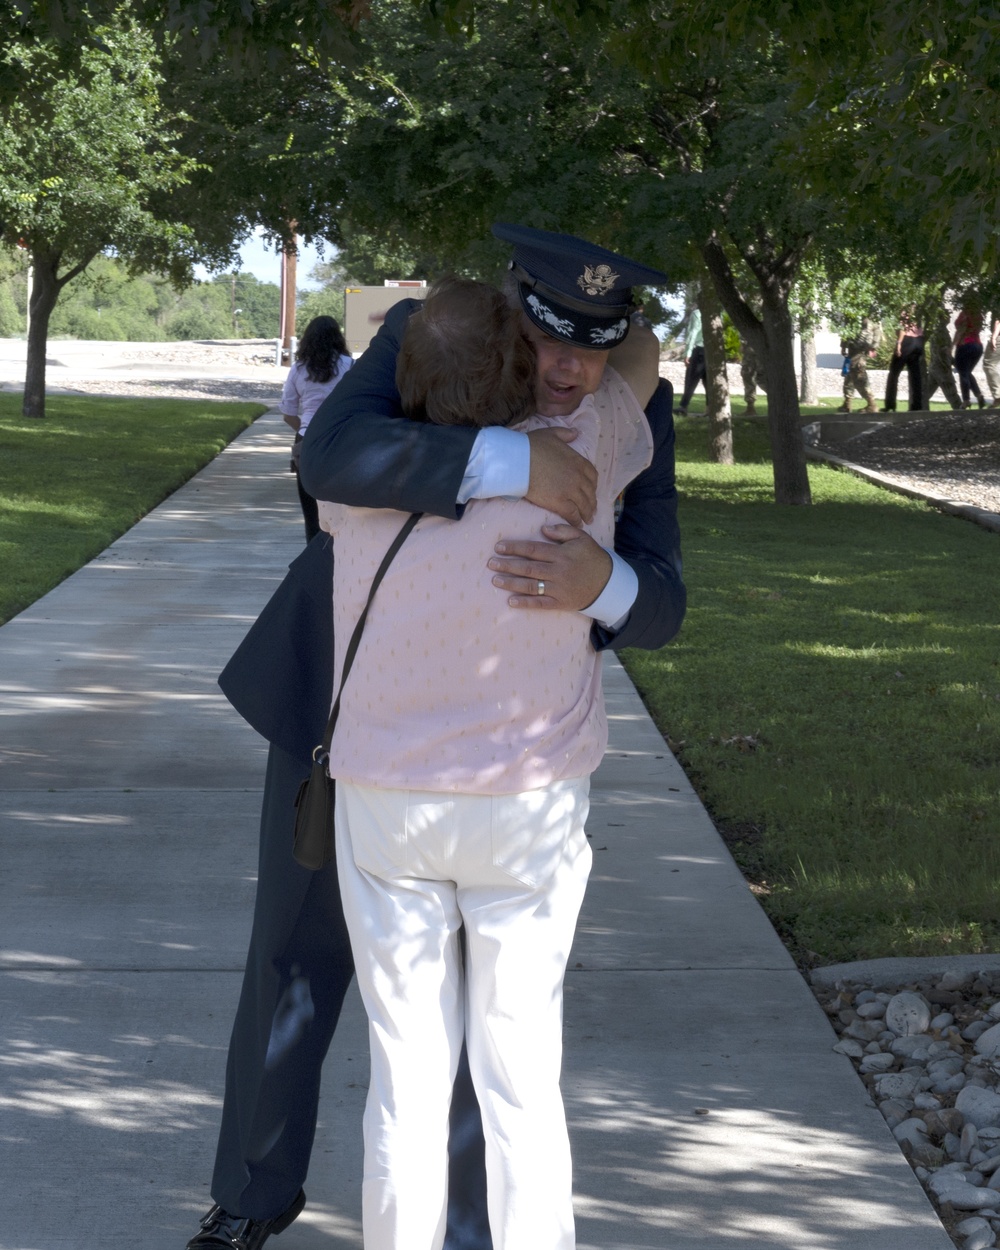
[522,317,609,416]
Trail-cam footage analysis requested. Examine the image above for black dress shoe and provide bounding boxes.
[186,1190,306,1250]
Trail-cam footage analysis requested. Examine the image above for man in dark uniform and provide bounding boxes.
[185,224,686,1249]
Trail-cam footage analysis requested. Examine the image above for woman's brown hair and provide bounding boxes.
[396,277,536,427]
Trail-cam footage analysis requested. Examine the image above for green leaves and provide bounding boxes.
[0,24,198,276]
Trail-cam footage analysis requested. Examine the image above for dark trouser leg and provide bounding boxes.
[679,345,706,411]
[211,744,354,1220]
[884,355,902,410]
[903,340,925,410]
[956,343,984,405]
[295,472,321,544]
[445,1042,492,1249]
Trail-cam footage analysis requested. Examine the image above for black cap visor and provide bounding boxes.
[518,284,631,349]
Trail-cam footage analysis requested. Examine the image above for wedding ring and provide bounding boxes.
[537,580,545,596]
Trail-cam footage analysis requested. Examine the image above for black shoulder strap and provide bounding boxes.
[316,511,422,761]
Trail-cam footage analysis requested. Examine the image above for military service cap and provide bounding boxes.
[492,221,668,349]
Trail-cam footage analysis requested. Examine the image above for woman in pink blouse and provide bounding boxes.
[319,279,654,1250]
[952,294,987,409]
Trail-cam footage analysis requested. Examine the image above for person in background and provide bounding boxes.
[323,274,654,1250]
[676,305,705,416]
[837,315,881,414]
[281,316,353,541]
[953,294,987,410]
[924,305,963,410]
[882,305,925,412]
[740,338,766,416]
[982,311,1000,408]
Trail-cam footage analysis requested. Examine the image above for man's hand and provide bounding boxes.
[489,524,612,611]
[526,428,598,526]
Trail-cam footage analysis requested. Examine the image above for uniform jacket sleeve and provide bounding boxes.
[218,533,334,765]
[298,299,478,519]
[591,378,686,653]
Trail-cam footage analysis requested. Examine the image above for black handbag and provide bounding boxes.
[292,512,423,869]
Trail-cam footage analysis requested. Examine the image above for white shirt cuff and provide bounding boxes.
[583,550,638,629]
[458,427,530,504]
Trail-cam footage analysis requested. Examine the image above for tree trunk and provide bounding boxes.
[701,234,811,505]
[23,252,61,419]
[762,296,811,504]
[698,278,733,464]
[799,326,818,404]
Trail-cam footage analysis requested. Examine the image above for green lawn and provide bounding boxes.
[622,415,1000,967]
[0,393,266,624]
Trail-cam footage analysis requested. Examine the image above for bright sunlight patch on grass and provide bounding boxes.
[0,394,265,624]
[622,415,1000,966]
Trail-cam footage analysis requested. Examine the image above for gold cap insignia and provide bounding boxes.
[577,263,619,297]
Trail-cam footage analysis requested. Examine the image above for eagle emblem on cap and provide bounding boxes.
[577,263,619,296]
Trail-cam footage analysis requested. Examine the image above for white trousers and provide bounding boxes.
[335,779,593,1250]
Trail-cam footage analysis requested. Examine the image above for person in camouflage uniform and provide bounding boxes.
[740,339,765,415]
[924,306,963,410]
[982,311,1000,406]
[837,316,881,413]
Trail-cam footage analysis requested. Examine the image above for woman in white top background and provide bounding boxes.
[281,315,353,540]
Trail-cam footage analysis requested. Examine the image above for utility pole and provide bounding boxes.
[279,227,297,364]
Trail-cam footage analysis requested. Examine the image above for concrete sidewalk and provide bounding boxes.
[0,409,951,1248]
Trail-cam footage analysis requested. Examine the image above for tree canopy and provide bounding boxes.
[0,22,200,413]
[5,0,996,495]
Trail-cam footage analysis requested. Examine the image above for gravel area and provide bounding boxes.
[56,376,285,403]
[815,971,1000,1250]
[815,411,1000,517]
[659,359,999,517]
[26,341,287,404]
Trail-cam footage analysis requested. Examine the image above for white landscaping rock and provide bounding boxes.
[890,1034,933,1059]
[832,1038,865,1058]
[928,1175,999,1211]
[958,1087,1000,1131]
[975,1023,1000,1059]
[893,1118,929,1150]
[843,1018,884,1042]
[963,1124,983,1161]
[860,1052,896,1074]
[957,1216,993,1237]
[879,1099,911,1130]
[885,991,933,1036]
[874,1070,922,1100]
